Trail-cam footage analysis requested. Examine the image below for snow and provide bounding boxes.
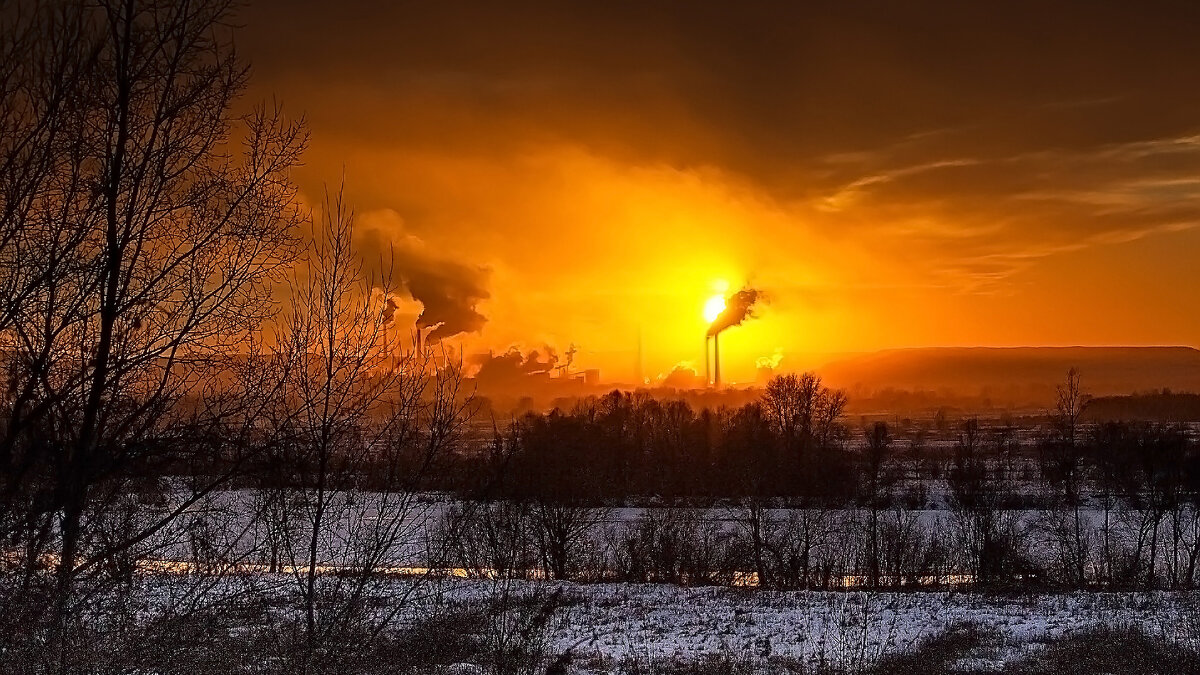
[410,579,1198,669]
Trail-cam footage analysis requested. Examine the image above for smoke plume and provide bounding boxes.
[660,361,703,389]
[469,347,559,385]
[755,348,784,370]
[707,287,762,336]
[356,218,490,342]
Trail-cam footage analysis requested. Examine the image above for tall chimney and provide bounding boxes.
[713,332,721,388]
[705,336,711,387]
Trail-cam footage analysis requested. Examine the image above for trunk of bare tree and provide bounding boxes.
[868,506,879,588]
[305,444,329,663]
[52,483,86,674]
[1149,513,1161,589]
[747,503,768,589]
[1073,497,1085,585]
[1101,495,1113,585]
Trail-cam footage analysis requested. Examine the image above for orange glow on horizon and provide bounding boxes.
[240,2,1200,388]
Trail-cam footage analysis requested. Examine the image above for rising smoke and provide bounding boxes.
[469,347,559,385]
[707,287,762,336]
[661,362,703,389]
[356,219,490,342]
[756,348,784,370]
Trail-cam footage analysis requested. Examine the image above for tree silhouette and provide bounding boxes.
[0,0,305,664]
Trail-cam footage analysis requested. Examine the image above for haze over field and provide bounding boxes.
[819,346,1200,398]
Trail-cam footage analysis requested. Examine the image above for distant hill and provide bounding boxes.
[818,346,1200,408]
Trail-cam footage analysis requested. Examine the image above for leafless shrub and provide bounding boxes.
[479,582,568,675]
[430,501,537,579]
[528,500,608,581]
[606,508,738,585]
[813,592,911,675]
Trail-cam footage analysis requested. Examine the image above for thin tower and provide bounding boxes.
[705,336,711,387]
[713,332,721,387]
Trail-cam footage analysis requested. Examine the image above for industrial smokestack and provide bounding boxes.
[706,287,761,338]
[704,286,762,387]
[705,336,711,387]
[714,332,721,387]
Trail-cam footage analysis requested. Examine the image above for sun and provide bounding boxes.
[703,294,727,323]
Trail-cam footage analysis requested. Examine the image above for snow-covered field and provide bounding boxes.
[124,571,1200,670]
[107,487,1200,669]
[115,487,1200,601]
[410,579,1199,670]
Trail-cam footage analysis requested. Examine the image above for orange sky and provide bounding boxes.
[240,1,1200,384]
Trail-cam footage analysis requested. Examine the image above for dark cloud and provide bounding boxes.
[355,222,489,341]
[243,1,1200,173]
[242,1,1200,249]
[236,0,1200,355]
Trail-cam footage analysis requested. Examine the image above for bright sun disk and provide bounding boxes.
[703,294,726,323]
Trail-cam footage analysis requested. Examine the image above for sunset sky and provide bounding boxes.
[242,1,1200,383]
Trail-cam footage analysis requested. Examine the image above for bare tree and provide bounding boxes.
[0,6,74,336]
[738,495,775,588]
[762,373,820,454]
[815,387,849,451]
[948,418,1025,586]
[735,499,839,589]
[861,421,892,587]
[0,0,306,664]
[1053,367,1087,448]
[261,186,474,669]
[761,372,847,499]
[762,372,846,458]
[431,499,536,579]
[528,499,605,581]
[1041,367,1091,586]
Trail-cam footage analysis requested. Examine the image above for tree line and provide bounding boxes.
[468,373,853,502]
[434,369,1200,592]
